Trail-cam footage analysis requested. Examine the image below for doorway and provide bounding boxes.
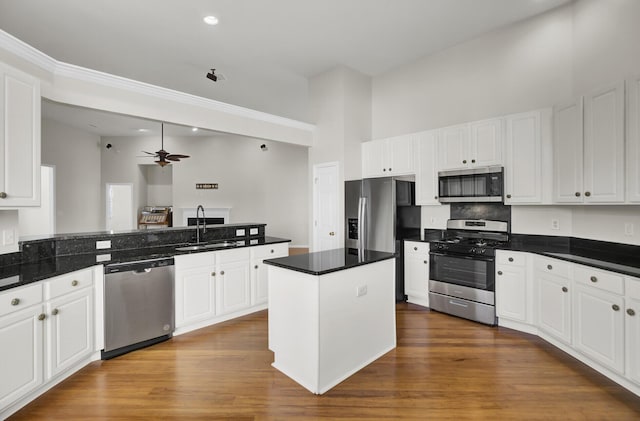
[106,183,134,231]
[312,162,340,252]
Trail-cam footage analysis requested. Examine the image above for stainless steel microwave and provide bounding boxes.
[437,165,503,203]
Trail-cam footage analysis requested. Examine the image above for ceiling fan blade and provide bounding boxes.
[166,156,181,161]
[142,151,157,156]
[167,154,190,159]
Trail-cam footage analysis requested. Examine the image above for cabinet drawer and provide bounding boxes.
[0,283,43,316]
[574,264,624,295]
[45,269,93,300]
[496,251,526,266]
[534,256,570,278]
[404,241,429,255]
[251,243,289,260]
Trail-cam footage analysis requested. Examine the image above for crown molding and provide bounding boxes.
[0,30,315,133]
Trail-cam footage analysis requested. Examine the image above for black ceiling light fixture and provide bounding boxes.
[206,68,226,82]
[142,123,190,167]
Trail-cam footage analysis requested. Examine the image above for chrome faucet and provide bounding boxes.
[196,205,206,243]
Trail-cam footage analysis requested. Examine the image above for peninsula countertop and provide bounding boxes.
[263,248,395,276]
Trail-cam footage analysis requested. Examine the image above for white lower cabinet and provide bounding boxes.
[250,243,289,306]
[404,241,429,307]
[175,243,289,333]
[174,251,216,327]
[535,257,572,345]
[495,251,532,325]
[626,277,640,385]
[0,303,44,411]
[573,283,625,373]
[0,267,97,418]
[216,249,251,316]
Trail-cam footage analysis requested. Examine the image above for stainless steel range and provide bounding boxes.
[428,219,509,325]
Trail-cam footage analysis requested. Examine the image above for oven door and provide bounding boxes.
[429,252,495,291]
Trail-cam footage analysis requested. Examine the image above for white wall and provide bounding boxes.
[101,134,309,246]
[144,165,172,206]
[0,211,19,254]
[41,118,102,234]
[372,0,640,245]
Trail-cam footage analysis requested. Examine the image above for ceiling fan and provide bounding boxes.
[142,123,190,167]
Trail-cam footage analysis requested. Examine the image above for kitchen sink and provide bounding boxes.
[175,241,239,252]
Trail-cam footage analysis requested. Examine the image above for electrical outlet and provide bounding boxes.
[2,229,15,246]
[356,285,368,297]
[625,223,634,236]
[236,229,245,236]
[96,240,111,249]
[551,219,560,230]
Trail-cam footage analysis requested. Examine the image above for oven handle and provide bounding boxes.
[429,252,495,263]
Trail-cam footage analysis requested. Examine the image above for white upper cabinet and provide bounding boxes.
[438,119,503,171]
[553,82,625,204]
[583,82,625,203]
[414,130,440,205]
[469,118,503,167]
[504,109,552,204]
[362,136,414,178]
[0,63,41,207]
[627,75,640,203]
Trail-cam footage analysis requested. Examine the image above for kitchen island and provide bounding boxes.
[264,248,396,394]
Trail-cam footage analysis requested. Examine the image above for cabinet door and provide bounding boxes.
[628,75,640,202]
[469,118,503,167]
[415,131,440,205]
[252,260,269,305]
[0,63,41,207]
[46,288,93,379]
[362,139,386,178]
[216,260,251,315]
[537,272,572,344]
[389,135,414,175]
[573,284,624,373]
[175,265,216,327]
[583,82,625,203]
[553,98,584,203]
[0,306,44,409]
[496,265,527,323]
[404,242,429,307]
[437,124,469,170]
[504,111,542,204]
[626,293,640,384]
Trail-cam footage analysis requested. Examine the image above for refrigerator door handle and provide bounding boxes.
[358,196,366,249]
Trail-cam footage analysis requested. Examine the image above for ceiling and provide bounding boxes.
[1,0,570,124]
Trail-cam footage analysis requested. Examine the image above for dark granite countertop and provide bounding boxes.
[263,248,395,276]
[407,233,640,278]
[0,236,290,292]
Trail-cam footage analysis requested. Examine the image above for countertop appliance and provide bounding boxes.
[345,178,421,301]
[438,165,503,203]
[428,219,509,325]
[138,206,173,229]
[102,257,175,359]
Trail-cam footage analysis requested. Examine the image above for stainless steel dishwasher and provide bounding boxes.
[102,257,175,359]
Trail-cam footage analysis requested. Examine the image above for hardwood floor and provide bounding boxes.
[10,303,640,420]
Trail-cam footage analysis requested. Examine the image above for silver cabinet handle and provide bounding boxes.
[497,271,503,275]
[38,313,46,321]
[628,309,636,316]
[0,192,7,199]
[506,194,512,199]
[211,272,216,276]
[423,260,428,264]
[52,308,59,316]
[585,191,591,197]
[71,280,79,287]
[11,298,20,306]
[547,264,553,270]
[612,304,620,311]
[254,265,259,269]
[220,271,225,275]
[575,192,581,197]
[590,276,597,282]
[562,286,568,293]
[414,247,418,251]
[508,257,514,262]
[270,249,274,253]
[462,160,467,164]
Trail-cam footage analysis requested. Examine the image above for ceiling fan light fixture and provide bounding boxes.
[141,123,190,167]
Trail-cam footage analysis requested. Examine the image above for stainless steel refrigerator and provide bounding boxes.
[345,178,421,301]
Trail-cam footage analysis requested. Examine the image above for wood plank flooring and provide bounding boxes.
[9,303,640,420]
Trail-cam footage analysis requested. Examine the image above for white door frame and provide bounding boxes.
[312,161,341,252]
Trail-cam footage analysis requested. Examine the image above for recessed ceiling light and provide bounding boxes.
[191,127,199,132]
[137,128,150,133]
[203,15,219,25]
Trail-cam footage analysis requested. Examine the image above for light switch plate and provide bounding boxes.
[250,228,259,235]
[236,229,245,236]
